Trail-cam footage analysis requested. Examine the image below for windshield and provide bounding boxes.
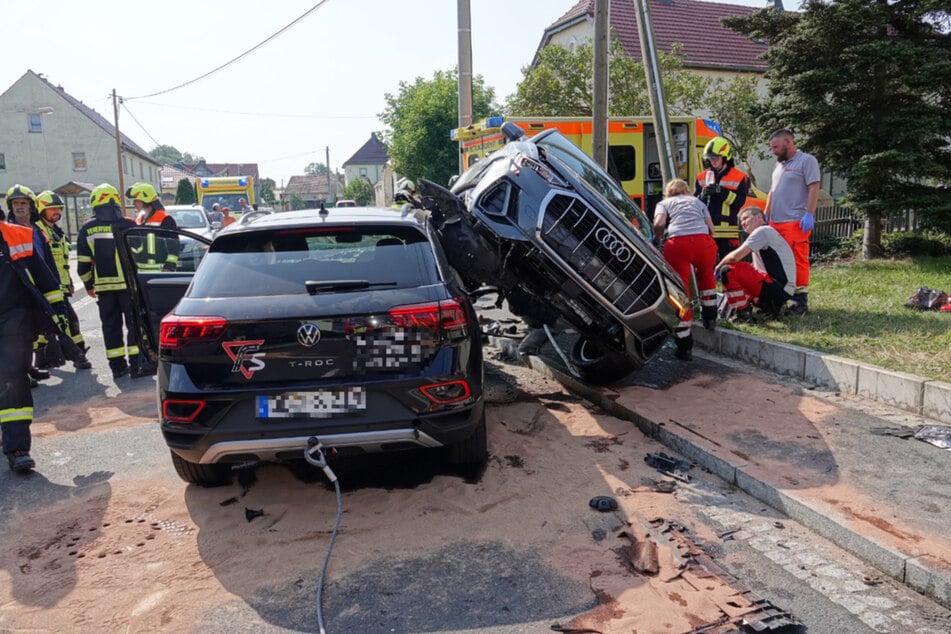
[534,130,653,238]
[199,194,250,214]
[167,209,209,229]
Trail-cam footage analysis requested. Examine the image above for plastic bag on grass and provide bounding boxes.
[904,286,949,311]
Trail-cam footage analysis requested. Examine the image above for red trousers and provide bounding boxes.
[663,233,718,334]
[771,221,810,291]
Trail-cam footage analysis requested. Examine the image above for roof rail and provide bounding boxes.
[237,209,272,225]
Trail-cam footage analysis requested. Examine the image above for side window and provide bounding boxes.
[608,145,636,182]
[72,152,87,171]
[28,114,43,133]
[359,167,368,177]
[0,153,6,171]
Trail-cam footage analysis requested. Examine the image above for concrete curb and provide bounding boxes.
[522,353,951,609]
[692,326,951,426]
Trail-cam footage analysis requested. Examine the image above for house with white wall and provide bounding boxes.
[0,70,160,234]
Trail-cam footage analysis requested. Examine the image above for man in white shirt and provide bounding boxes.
[716,206,797,322]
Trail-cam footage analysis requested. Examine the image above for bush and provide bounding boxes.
[882,230,951,258]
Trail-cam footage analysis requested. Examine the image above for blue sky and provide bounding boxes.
[3,0,772,185]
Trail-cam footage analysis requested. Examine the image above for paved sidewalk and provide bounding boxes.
[480,308,951,609]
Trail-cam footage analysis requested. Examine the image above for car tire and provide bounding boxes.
[447,411,488,472]
[569,336,637,385]
[170,451,232,487]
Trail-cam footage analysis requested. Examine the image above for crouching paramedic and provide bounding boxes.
[1,209,71,473]
[126,182,179,272]
[76,184,149,379]
[715,206,796,323]
[35,191,92,370]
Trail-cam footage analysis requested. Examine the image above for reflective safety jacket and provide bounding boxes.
[133,208,180,271]
[76,208,135,293]
[695,165,750,241]
[36,220,71,294]
[0,221,65,330]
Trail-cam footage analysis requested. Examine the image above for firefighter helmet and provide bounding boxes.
[5,184,37,209]
[36,190,66,216]
[703,137,733,162]
[125,182,159,205]
[89,183,122,208]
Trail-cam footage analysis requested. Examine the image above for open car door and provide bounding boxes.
[115,225,212,364]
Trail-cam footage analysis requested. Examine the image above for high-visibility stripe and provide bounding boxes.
[0,407,33,423]
[106,347,126,359]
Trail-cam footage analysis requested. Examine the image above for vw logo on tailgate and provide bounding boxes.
[297,322,321,347]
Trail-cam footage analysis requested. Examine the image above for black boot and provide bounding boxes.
[7,451,35,473]
[111,360,129,379]
[788,292,808,316]
[673,335,693,361]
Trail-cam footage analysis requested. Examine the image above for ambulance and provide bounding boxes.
[452,116,765,219]
[195,176,256,216]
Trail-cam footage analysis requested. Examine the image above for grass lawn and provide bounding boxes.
[719,256,951,383]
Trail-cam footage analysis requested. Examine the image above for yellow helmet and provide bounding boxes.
[703,136,733,162]
[125,182,159,205]
[6,184,37,208]
[89,183,121,208]
[36,190,66,216]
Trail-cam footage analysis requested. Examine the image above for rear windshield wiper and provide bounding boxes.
[305,280,398,294]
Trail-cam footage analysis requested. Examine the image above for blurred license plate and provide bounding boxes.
[256,388,367,419]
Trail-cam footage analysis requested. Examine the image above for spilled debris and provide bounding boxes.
[645,452,694,482]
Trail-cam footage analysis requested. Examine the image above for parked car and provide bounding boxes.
[335,199,357,208]
[164,204,217,271]
[115,207,486,486]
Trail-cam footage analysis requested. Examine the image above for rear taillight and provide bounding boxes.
[388,298,469,339]
[163,399,206,423]
[420,380,472,405]
[160,315,228,350]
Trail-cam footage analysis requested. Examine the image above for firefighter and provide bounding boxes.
[1,204,71,472]
[6,185,57,384]
[76,184,148,379]
[652,178,718,361]
[695,137,750,262]
[34,191,93,370]
[126,182,180,272]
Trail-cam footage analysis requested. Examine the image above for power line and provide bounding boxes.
[125,0,332,100]
[120,101,162,149]
[132,100,377,120]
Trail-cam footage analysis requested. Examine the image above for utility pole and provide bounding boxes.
[592,0,610,169]
[112,89,127,212]
[326,146,332,204]
[457,0,473,174]
[632,0,676,185]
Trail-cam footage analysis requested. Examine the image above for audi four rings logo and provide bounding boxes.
[297,323,321,347]
[594,227,632,263]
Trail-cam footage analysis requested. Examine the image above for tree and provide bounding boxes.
[259,178,276,204]
[288,193,306,211]
[175,178,196,204]
[506,38,709,117]
[725,1,951,258]
[149,145,203,165]
[304,162,330,176]
[340,178,375,206]
[701,75,770,187]
[381,68,498,188]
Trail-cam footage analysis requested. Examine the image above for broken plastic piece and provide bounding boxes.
[588,495,618,512]
[245,507,264,522]
[644,452,693,480]
[913,424,951,449]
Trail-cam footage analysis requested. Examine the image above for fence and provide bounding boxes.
[810,204,924,256]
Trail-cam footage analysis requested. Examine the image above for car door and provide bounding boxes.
[115,225,211,361]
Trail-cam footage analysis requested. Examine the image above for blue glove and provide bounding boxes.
[799,212,815,232]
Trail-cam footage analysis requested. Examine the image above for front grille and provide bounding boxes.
[540,194,662,315]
